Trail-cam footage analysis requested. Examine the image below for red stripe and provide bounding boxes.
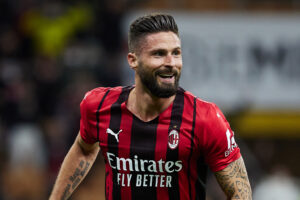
[98,88,123,200]
[176,93,194,200]
[98,88,123,149]
[119,102,133,199]
[192,99,205,199]
[155,104,173,200]
[189,98,200,200]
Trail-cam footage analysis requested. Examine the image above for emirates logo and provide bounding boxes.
[168,129,179,149]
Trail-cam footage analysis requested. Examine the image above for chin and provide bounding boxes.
[151,85,178,98]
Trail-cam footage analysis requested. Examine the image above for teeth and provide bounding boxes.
[159,74,173,78]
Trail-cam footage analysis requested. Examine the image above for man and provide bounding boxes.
[49,13,252,200]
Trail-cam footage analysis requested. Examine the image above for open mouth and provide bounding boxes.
[157,74,175,83]
[158,74,174,79]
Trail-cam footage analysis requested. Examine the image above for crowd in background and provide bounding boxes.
[0,0,299,199]
[0,0,132,199]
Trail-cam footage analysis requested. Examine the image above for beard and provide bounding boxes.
[137,63,180,98]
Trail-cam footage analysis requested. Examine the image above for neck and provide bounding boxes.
[127,82,175,122]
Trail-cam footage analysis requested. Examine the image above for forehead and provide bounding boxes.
[139,32,181,52]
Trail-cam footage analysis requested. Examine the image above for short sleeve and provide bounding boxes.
[80,91,98,144]
[202,103,241,172]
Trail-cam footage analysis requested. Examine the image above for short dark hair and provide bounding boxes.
[128,13,179,53]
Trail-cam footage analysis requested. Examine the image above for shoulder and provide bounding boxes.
[182,89,228,131]
[196,99,221,120]
[80,86,124,110]
[181,89,219,118]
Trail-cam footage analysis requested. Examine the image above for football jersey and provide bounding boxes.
[80,86,240,200]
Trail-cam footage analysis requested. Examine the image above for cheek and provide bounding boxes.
[175,58,183,69]
[139,57,163,69]
[149,58,165,67]
[138,61,156,76]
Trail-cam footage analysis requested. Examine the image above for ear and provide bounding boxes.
[127,52,138,70]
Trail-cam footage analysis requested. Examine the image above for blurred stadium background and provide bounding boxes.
[0,0,300,199]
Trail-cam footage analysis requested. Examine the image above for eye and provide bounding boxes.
[172,49,181,56]
[153,50,165,56]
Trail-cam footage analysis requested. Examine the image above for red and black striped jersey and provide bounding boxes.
[80,86,240,200]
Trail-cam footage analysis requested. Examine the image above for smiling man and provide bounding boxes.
[49,13,252,200]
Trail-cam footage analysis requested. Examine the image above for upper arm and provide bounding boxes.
[214,156,252,200]
[200,103,241,172]
[77,132,99,155]
[80,88,110,145]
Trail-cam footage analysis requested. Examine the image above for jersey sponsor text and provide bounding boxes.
[107,152,182,187]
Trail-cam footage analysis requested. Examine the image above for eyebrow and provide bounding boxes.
[149,47,181,53]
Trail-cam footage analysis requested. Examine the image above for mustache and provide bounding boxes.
[154,68,179,76]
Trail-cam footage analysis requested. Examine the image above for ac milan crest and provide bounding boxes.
[168,129,179,149]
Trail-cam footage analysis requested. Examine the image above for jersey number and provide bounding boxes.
[225,129,237,157]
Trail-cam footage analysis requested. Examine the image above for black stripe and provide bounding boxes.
[195,157,207,200]
[107,87,131,200]
[188,97,197,199]
[166,88,185,200]
[96,89,110,142]
[130,116,158,200]
[105,171,109,199]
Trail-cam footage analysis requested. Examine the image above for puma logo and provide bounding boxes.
[106,128,122,142]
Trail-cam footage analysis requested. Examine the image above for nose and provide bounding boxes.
[164,54,175,67]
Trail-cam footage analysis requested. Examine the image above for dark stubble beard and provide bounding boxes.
[137,63,181,98]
